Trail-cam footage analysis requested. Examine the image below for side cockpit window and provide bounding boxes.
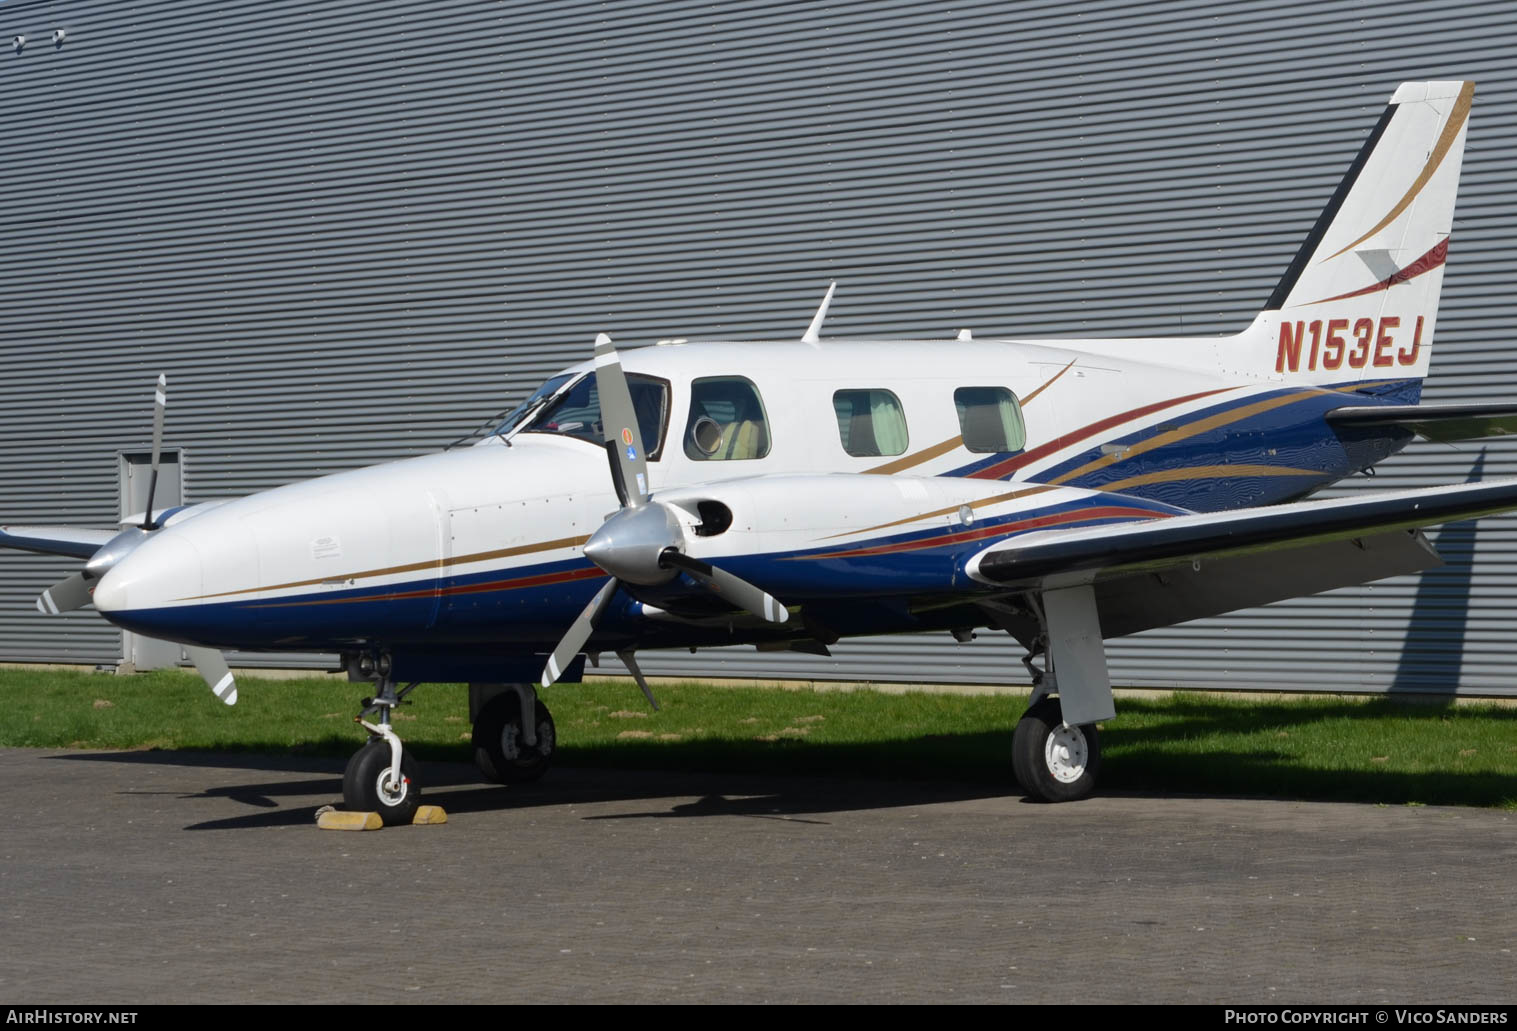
[954,386,1025,453]
[832,389,908,457]
[513,373,670,458]
[684,376,771,461]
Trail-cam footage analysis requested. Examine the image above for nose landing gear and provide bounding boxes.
[344,659,423,826]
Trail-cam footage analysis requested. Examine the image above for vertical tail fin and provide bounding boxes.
[1251,81,1472,386]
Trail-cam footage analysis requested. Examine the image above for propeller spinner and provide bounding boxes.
[540,335,788,690]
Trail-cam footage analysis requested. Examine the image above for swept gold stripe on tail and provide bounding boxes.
[1325,81,1474,261]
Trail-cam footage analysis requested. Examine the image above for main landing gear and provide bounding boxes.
[997,586,1113,803]
[471,684,556,785]
[1012,695,1102,803]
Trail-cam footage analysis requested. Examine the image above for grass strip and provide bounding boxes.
[3,668,1514,807]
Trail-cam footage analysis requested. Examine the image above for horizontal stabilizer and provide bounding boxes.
[0,525,116,560]
[1328,403,1517,443]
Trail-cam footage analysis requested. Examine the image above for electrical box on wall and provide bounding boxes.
[116,448,186,672]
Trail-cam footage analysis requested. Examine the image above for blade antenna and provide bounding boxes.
[618,650,659,711]
[801,281,836,347]
[141,374,167,529]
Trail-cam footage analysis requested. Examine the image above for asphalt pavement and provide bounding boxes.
[1,747,1513,1004]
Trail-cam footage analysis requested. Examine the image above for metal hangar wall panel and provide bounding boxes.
[2,0,1515,693]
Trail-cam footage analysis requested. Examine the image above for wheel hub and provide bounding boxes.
[1044,724,1088,784]
[500,720,554,763]
[375,768,410,806]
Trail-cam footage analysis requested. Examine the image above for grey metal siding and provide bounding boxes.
[2,0,1515,692]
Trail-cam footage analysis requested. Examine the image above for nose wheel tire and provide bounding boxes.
[1012,696,1102,803]
[473,694,556,785]
[343,738,421,826]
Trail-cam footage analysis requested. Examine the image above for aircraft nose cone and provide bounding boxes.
[91,532,205,616]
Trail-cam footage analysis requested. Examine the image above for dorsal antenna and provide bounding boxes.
[801,281,836,347]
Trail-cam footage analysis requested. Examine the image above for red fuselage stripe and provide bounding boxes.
[801,505,1170,560]
[967,387,1236,481]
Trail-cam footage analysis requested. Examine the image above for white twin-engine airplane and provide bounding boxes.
[8,80,1517,821]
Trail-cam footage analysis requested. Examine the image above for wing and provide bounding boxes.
[964,479,1517,637]
[0,503,229,562]
[0,525,117,559]
[1328,403,1517,443]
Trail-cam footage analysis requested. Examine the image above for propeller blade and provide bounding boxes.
[36,572,90,614]
[541,578,619,688]
[592,334,650,509]
[660,551,789,624]
[186,645,237,706]
[617,650,660,711]
[142,373,167,529]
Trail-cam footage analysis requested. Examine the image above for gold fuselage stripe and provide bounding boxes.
[1048,390,1321,487]
[186,533,591,601]
[863,357,1076,475]
[1095,464,1321,493]
[821,484,1061,540]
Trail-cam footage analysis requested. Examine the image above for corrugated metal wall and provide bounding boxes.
[3,0,1515,692]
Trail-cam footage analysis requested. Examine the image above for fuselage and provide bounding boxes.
[91,336,1418,662]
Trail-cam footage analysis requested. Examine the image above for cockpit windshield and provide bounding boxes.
[494,374,574,438]
[500,372,670,457]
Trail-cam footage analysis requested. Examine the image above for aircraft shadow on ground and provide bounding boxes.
[50,746,1008,831]
[48,695,1517,832]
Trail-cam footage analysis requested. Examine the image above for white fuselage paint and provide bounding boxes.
[87,334,1372,647]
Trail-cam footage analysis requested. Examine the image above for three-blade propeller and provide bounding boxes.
[540,334,788,689]
[35,375,239,706]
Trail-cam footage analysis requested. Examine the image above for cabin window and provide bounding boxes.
[684,376,771,461]
[954,387,1025,453]
[516,373,670,459]
[832,389,908,457]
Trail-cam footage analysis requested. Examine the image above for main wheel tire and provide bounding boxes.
[343,738,421,826]
[472,694,556,785]
[1012,696,1102,803]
